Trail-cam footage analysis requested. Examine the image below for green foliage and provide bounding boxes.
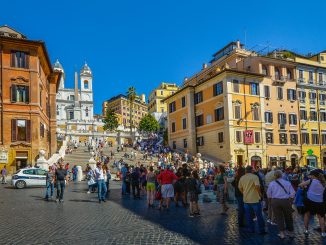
[139,114,160,133]
[102,109,119,132]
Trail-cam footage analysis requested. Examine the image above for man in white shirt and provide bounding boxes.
[95,162,107,203]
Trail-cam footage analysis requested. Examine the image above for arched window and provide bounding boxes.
[275,67,281,80]
[84,80,89,89]
[262,65,268,75]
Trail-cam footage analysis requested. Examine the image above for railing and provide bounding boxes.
[298,78,305,83]
[48,140,67,166]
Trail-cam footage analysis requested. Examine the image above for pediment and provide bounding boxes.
[11,76,29,83]
[11,142,31,147]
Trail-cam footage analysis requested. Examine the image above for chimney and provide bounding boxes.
[236,40,241,49]
[141,94,146,103]
[202,63,208,70]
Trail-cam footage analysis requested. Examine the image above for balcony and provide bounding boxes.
[310,100,316,105]
[319,81,325,86]
[308,79,315,85]
[273,76,286,85]
[297,77,305,83]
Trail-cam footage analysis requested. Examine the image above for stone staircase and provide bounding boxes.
[63,146,93,170]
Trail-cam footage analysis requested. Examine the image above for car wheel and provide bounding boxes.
[15,180,26,189]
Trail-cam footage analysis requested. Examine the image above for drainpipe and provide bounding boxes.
[317,86,322,168]
[0,42,3,145]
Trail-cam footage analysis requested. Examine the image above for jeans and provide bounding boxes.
[244,202,265,233]
[122,178,126,194]
[73,174,77,182]
[236,196,245,226]
[45,182,54,199]
[97,179,107,200]
[56,180,66,201]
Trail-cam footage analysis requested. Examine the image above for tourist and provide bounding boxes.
[131,166,141,199]
[45,166,54,201]
[267,170,295,239]
[95,162,107,203]
[264,166,277,225]
[174,170,187,208]
[86,166,96,194]
[146,166,156,207]
[186,170,201,217]
[232,167,245,227]
[157,165,178,210]
[55,162,68,203]
[121,163,128,195]
[299,169,326,237]
[72,165,78,182]
[1,165,7,184]
[238,166,266,235]
[215,165,229,214]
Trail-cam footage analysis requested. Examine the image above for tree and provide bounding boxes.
[126,86,136,140]
[102,109,119,132]
[139,114,160,133]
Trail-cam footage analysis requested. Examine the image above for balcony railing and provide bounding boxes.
[298,77,305,83]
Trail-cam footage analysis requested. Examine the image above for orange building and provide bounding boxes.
[0,25,61,173]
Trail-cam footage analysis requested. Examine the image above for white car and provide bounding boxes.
[12,167,47,189]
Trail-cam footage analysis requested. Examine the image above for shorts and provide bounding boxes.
[161,184,174,198]
[304,198,326,216]
[146,182,155,191]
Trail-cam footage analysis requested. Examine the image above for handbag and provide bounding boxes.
[88,178,96,186]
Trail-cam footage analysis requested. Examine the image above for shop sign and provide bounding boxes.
[0,148,8,163]
[244,130,254,144]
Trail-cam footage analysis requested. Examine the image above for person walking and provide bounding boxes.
[95,162,107,203]
[267,170,295,239]
[232,167,246,227]
[186,170,201,217]
[55,162,68,203]
[238,166,266,235]
[1,165,7,184]
[299,169,326,237]
[146,166,156,207]
[214,165,229,214]
[131,166,141,199]
[72,165,78,182]
[157,165,178,210]
[86,166,96,194]
[121,163,128,195]
[45,166,55,201]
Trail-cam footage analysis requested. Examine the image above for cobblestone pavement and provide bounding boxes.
[0,180,325,245]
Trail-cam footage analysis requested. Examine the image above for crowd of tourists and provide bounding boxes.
[42,136,326,240]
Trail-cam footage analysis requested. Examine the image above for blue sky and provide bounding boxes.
[2,0,325,114]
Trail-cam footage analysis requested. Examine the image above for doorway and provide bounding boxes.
[307,156,317,168]
[290,154,298,169]
[16,151,28,170]
[251,156,262,168]
[236,155,244,167]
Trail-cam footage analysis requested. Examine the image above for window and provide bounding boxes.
[234,104,241,119]
[320,94,326,105]
[262,65,268,75]
[270,157,277,165]
[172,141,176,149]
[194,91,203,104]
[279,133,288,144]
[84,80,89,89]
[169,101,176,113]
[182,118,187,129]
[213,82,223,96]
[320,112,326,122]
[264,86,270,98]
[69,111,74,120]
[250,83,259,95]
[85,107,89,117]
[290,134,298,144]
[319,73,323,83]
[11,51,29,68]
[300,110,307,120]
[309,71,314,83]
[312,133,319,144]
[23,169,35,175]
[278,113,287,125]
[183,139,187,148]
[218,132,224,143]
[69,95,75,101]
[11,85,29,103]
[265,112,273,124]
[298,91,306,103]
[277,87,283,100]
[287,68,293,80]
[252,107,260,121]
[195,114,204,127]
[299,70,304,79]
[11,119,31,142]
[171,122,176,132]
[287,89,296,101]
[266,132,274,144]
[302,133,309,144]
[289,114,297,125]
[255,132,260,143]
[39,88,42,107]
[275,67,281,80]
[215,107,224,121]
[56,105,59,116]
[196,136,204,146]
[322,134,326,145]
[310,111,317,121]
[236,131,242,143]
[40,123,44,138]
[309,92,317,103]
[181,96,186,107]
[160,91,163,96]
[233,80,239,93]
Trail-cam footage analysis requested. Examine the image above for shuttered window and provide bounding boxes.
[11,119,31,142]
[11,51,29,69]
[11,85,30,103]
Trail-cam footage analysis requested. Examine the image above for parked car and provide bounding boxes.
[12,167,47,189]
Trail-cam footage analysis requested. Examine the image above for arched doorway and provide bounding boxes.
[290,154,298,169]
[251,156,261,168]
[306,155,317,168]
